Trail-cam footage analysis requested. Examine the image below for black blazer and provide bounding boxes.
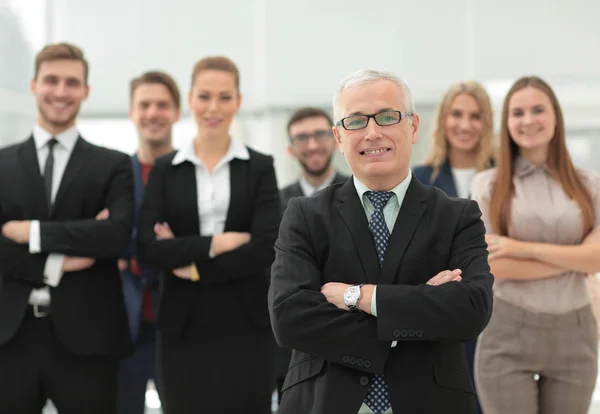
[413,159,495,198]
[279,172,349,212]
[0,136,134,357]
[136,148,281,336]
[269,176,494,414]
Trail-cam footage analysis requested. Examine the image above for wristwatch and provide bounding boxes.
[344,284,363,311]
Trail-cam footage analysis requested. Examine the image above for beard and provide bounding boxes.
[299,153,333,177]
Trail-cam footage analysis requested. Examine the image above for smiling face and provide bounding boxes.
[288,115,336,177]
[444,93,484,154]
[31,59,89,134]
[188,69,241,138]
[507,86,556,162]
[332,79,419,190]
[129,82,180,147]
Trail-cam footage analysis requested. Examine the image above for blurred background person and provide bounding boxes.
[275,106,349,401]
[137,56,281,414]
[117,71,181,414]
[413,80,495,413]
[472,76,600,414]
[413,81,495,197]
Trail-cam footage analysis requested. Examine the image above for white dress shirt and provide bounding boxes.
[171,138,250,237]
[28,124,79,306]
[299,170,336,197]
[353,170,411,414]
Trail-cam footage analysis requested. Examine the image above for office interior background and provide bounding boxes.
[1,0,599,412]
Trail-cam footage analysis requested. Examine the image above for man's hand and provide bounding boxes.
[212,232,251,256]
[62,256,95,272]
[96,208,110,220]
[2,220,31,244]
[321,282,351,310]
[173,266,192,280]
[426,269,462,285]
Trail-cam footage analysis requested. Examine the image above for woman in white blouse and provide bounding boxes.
[137,56,280,413]
[471,75,600,414]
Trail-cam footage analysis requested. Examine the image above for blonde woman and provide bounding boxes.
[413,80,496,413]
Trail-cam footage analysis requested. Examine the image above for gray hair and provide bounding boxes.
[332,69,416,124]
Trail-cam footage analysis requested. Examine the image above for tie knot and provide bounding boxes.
[366,191,393,210]
[47,138,58,149]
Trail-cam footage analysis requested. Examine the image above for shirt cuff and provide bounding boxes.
[370,285,378,317]
[44,254,65,287]
[29,220,41,253]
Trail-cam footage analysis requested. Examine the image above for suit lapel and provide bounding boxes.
[336,180,379,284]
[51,137,89,217]
[224,158,248,231]
[18,136,49,219]
[379,176,429,285]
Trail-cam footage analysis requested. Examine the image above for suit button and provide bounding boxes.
[360,376,370,386]
[357,359,364,366]
[416,330,423,338]
[408,329,415,337]
[364,360,372,368]
[393,329,401,338]
[342,356,350,363]
[350,357,357,365]
[400,329,408,337]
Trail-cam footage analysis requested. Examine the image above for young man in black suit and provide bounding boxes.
[269,69,494,414]
[275,107,348,400]
[0,42,134,414]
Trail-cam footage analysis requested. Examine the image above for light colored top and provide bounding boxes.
[452,167,477,199]
[28,124,79,305]
[172,138,249,237]
[471,156,600,314]
[299,170,336,197]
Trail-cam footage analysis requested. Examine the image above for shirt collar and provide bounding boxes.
[299,170,336,197]
[33,124,79,151]
[172,137,250,166]
[353,169,412,208]
[514,155,551,178]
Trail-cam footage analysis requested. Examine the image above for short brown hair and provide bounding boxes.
[190,56,240,92]
[130,71,181,109]
[34,42,89,84]
[287,107,334,135]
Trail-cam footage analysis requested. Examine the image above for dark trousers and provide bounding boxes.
[117,321,159,414]
[0,308,118,414]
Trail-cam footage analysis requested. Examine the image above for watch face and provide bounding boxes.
[344,286,360,302]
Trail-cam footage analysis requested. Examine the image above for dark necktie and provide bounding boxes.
[364,190,393,414]
[44,138,58,209]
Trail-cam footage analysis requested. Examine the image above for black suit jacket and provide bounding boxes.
[279,172,349,212]
[0,136,134,357]
[136,148,281,336]
[275,172,349,378]
[269,176,493,414]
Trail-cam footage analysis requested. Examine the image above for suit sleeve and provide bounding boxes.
[38,154,134,258]
[137,157,281,286]
[268,197,391,374]
[0,235,48,286]
[375,200,494,342]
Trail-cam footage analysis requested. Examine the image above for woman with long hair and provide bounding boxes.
[472,76,600,414]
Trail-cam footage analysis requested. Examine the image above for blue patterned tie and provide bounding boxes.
[364,191,393,414]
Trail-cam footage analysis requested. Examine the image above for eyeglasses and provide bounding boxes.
[290,130,334,145]
[335,110,414,131]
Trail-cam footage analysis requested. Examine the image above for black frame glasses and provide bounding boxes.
[335,110,414,131]
[289,130,334,145]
